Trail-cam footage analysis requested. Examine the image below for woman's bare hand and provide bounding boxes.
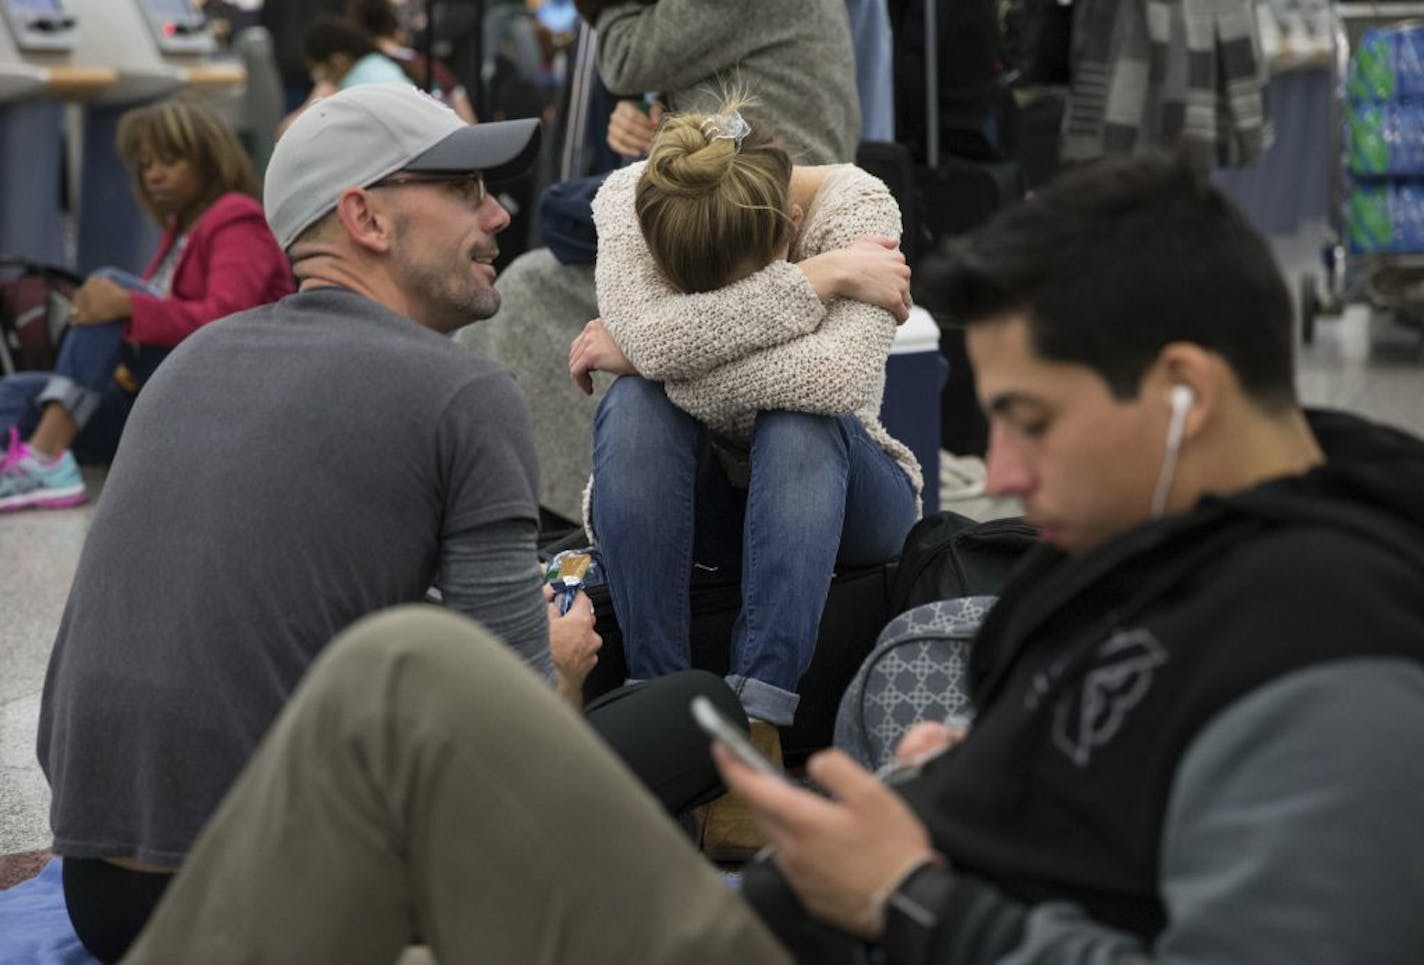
[798,236,911,323]
[569,317,637,395]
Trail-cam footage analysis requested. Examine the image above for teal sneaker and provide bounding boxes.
[0,427,87,512]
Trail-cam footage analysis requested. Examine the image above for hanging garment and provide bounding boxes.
[1063,0,1272,169]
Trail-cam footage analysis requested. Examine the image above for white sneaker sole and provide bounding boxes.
[0,483,87,512]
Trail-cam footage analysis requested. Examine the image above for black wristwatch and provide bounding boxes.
[880,859,955,965]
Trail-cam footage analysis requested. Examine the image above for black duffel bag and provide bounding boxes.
[580,561,897,763]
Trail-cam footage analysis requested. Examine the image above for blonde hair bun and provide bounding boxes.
[634,94,794,294]
[642,123,740,198]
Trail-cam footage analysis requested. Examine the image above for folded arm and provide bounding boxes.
[593,165,826,381]
[665,296,896,425]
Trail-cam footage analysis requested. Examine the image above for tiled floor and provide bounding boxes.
[1,469,101,854]
[1,322,1420,856]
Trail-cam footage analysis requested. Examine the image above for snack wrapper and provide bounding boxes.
[544,550,602,615]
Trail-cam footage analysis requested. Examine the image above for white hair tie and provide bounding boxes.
[700,110,750,151]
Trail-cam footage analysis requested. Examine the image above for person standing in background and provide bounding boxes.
[277,14,412,134]
[259,0,344,111]
[345,0,478,122]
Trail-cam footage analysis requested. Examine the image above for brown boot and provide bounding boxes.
[698,720,783,864]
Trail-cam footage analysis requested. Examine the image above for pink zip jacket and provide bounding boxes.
[127,192,294,348]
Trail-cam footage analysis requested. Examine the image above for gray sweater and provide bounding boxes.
[595,0,860,164]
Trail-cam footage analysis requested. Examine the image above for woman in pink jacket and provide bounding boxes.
[0,96,293,511]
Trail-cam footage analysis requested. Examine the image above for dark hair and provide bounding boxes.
[115,96,260,226]
[304,15,376,64]
[344,0,399,39]
[922,153,1296,408]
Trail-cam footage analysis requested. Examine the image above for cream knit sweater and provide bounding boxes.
[585,162,923,534]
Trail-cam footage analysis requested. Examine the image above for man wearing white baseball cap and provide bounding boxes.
[264,82,541,256]
[38,84,617,961]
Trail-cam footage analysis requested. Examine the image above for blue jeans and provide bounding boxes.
[0,267,168,461]
[591,376,917,726]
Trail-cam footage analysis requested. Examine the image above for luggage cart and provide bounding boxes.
[1285,0,1350,345]
[1304,4,1424,353]
[1212,1,1340,346]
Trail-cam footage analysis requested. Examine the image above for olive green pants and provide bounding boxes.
[123,606,789,964]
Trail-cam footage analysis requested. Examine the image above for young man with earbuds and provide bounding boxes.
[722,153,1424,962]
[123,154,1424,963]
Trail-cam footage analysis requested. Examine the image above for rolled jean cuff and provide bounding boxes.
[35,375,100,430]
[726,675,799,728]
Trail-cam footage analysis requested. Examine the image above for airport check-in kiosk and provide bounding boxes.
[0,0,113,267]
[63,0,243,274]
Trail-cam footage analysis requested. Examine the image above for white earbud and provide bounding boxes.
[1169,384,1195,425]
[1151,385,1195,518]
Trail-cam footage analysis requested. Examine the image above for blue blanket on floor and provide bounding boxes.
[0,858,734,961]
[0,859,97,964]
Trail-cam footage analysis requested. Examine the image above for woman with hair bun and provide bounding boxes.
[569,95,921,857]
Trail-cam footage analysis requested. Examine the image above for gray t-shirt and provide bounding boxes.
[37,287,544,865]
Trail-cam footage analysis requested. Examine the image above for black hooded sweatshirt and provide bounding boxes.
[752,410,1424,964]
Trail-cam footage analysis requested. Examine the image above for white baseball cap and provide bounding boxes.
[264,83,541,250]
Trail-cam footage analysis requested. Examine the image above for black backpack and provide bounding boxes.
[888,510,1039,615]
[581,561,898,764]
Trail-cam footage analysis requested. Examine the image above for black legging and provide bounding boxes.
[62,858,172,963]
[585,668,748,813]
[60,669,745,961]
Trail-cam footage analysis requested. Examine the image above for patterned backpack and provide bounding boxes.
[833,595,995,770]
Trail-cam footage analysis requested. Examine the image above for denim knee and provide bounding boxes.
[592,376,704,535]
[750,410,848,459]
[594,377,706,482]
[595,377,694,449]
[746,411,851,521]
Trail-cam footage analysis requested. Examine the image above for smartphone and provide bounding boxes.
[690,696,784,778]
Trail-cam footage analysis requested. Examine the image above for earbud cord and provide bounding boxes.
[1150,402,1189,518]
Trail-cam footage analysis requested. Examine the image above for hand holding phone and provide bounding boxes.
[691,696,784,779]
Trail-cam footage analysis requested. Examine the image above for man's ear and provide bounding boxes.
[333,188,396,255]
[1152,342,1225,440]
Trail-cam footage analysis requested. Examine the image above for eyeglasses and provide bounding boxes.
[367,171,486,207]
